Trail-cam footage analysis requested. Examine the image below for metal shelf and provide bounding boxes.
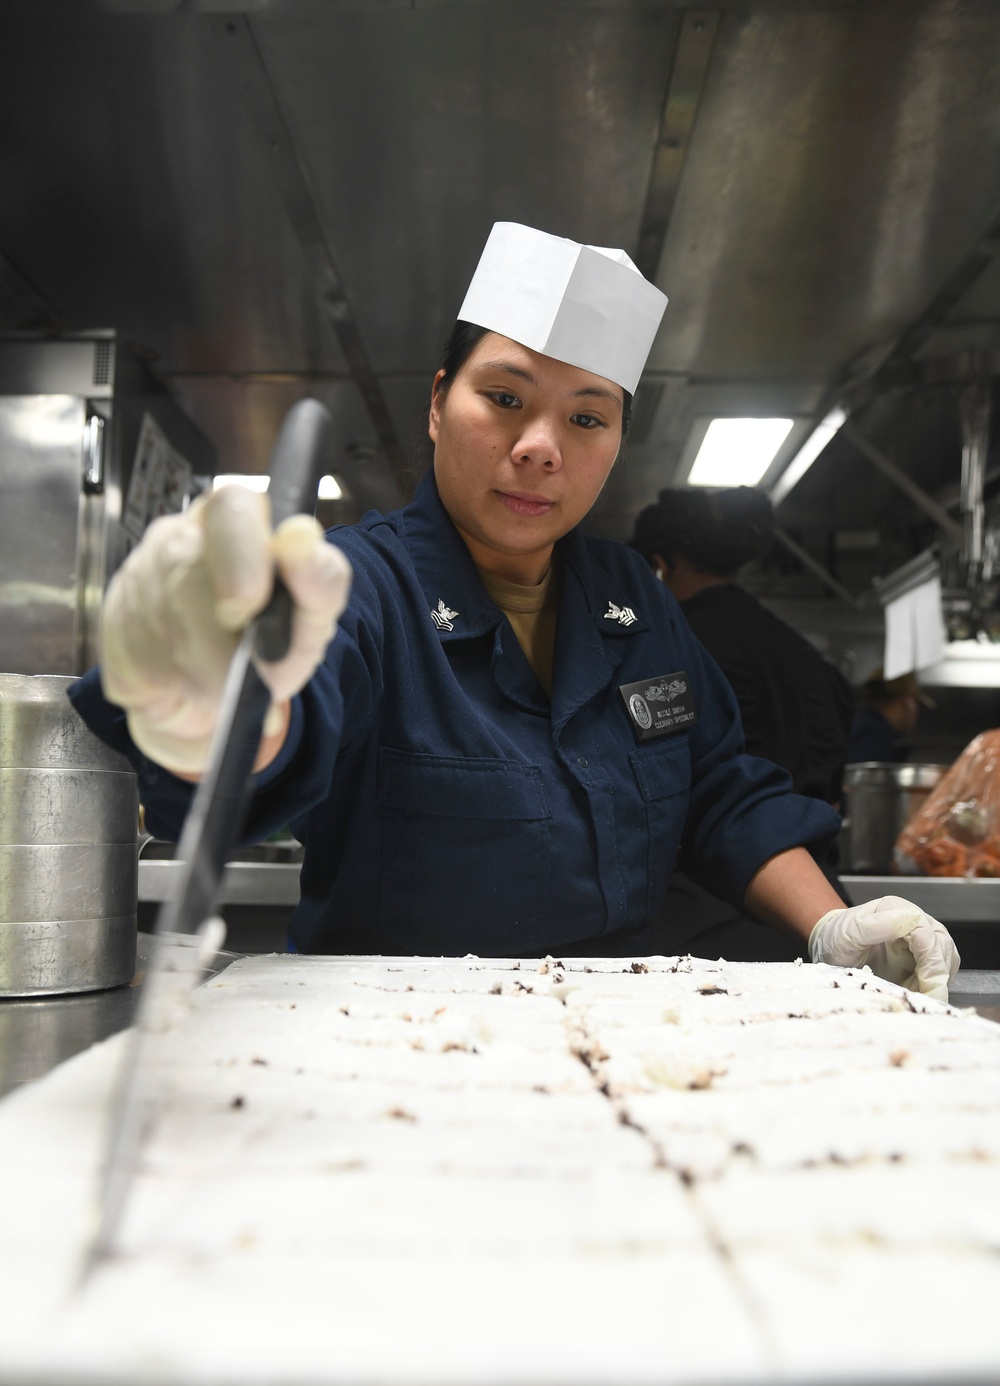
[139,859,300,907]
[842,875,1000,924]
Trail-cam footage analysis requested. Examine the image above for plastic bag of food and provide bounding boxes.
[895,729,1000,876]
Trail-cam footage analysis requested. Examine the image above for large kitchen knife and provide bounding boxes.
[81,398,332,1280]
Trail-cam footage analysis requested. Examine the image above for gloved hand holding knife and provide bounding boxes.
[100,444,351,776]
[84,399,351,1277]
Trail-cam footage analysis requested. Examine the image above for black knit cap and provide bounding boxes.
[630,486,773,578]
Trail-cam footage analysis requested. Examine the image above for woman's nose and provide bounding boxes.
[512,416,563,469]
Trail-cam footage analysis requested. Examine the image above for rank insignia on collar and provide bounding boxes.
[430,598,459,632]
[604,600,637,627]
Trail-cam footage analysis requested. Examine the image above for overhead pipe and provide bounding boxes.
[840,423,964,545]
[634,10,721,282]
[207,15,410,498]
[958,377,992,587]
[871,548,941,607]
[769,524,863,610]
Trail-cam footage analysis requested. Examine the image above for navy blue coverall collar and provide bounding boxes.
[400,468,651,729]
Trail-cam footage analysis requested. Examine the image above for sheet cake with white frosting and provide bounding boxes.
[0,953,998,1384]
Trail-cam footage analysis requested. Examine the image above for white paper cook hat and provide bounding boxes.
[458,222,668,395]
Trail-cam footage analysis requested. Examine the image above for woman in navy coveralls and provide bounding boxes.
[70,225,958,993]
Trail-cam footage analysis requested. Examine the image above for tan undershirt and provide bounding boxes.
[479,564,558,699]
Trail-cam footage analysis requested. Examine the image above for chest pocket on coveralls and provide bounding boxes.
[377,748,552,954]
[629,738,692,919]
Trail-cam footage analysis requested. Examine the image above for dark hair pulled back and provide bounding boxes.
[434,320,633,437]
[631,486,773,578]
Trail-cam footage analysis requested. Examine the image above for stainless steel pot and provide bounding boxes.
[841,762,947,875]
[0,673,138,996]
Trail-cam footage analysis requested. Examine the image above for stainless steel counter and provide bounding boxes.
[0,934,241,1101]
[945,969,1000,1023]
[0,977,138,1096]
[139,862,1000,928]
[843,874,1000,923]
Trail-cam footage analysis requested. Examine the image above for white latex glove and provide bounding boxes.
[809,895,960,1003]
[100,484,351,774]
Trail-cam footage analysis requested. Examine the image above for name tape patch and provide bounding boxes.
[619,671,697,742]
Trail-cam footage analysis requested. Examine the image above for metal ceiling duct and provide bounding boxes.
[2,0,1000,589]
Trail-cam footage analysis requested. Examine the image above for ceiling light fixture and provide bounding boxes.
[211,474,344,501]
[769,406,847,505]
[212,474,269,493]
[687,418,794,487]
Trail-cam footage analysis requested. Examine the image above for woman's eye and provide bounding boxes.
[570,412,605,430]
[486,390,521,409]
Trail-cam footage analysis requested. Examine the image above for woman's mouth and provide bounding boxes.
[495,491,555,518]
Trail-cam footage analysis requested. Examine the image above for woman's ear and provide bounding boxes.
[652,553,670,583]
[428,370,447,443]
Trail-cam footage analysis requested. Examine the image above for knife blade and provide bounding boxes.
[81,398,332,1280]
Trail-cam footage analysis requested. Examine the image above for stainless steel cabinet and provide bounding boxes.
[0,333,215,676]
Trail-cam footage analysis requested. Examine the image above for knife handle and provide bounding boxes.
[255,399,333,664]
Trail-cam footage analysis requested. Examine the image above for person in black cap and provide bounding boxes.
[632,485,854,960]
[632,486,854,807]
[847,668,935,764]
